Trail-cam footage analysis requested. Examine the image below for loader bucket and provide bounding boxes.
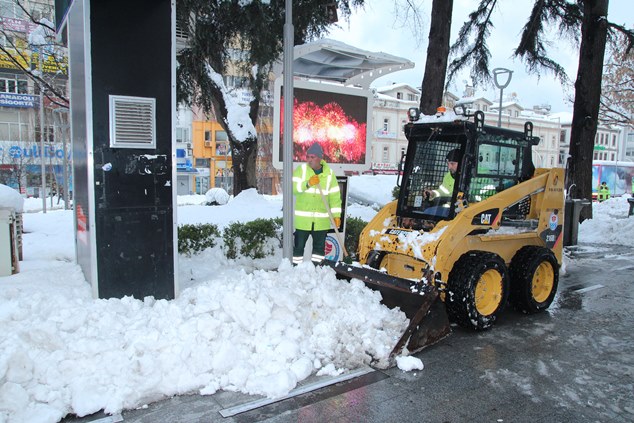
[322,260,451,358]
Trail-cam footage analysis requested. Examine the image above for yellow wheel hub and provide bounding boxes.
[532,261,554,303]
[475,269,503,316]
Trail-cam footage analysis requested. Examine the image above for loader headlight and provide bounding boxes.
[366,250,385,269]
[407,107,420,122]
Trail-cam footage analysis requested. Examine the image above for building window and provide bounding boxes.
[215,130,228,142]
[551,136,556,148]
[0,0,27,19]
[407,93,416,101]
[593,152,598,160]
[483,105,488,111]
[611,153,615,161]
[560,130,566,143]
[35,124,55,143]
[396,92,402,99]
[0,78,27,94]
[223,75,247,89]
[204,130,211,142]
[195,158,210,167]
[550,156,554,167]
[0,122,28,141]
[176,127,189,143]
[382,146,389,161]
[400,147,406,158]
[612,135,616,147]
[383,118,389,132]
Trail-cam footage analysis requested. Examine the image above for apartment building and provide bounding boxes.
[369,83,418,172]
[554,112,623,165]
[0,0,69,196]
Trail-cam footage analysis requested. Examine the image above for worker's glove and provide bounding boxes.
[334,217,341,227]
[308,175,320,187]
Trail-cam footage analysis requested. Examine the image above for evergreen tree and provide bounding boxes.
[176,0,363,196]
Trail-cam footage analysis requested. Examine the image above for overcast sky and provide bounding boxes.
[327,0,632,114]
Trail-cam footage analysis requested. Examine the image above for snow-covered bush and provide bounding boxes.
[222,218,282,259]
[178,223,221,256]
[205,187,230,205]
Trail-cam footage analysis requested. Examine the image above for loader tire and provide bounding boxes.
[446,251,509,330]
[509,246,559,314]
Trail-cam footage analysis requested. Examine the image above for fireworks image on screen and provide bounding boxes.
[285,99,366,164]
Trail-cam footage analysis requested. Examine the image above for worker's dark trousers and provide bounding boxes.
[293,227,328,263]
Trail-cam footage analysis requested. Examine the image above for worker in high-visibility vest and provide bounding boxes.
[292,143,342,264]
[598,181,610,202]
[425,148,462,200]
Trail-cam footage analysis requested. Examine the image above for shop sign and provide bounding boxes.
[0,93,36,108]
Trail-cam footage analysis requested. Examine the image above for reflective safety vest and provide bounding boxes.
[292,161,342,231]
[598,184,610,201]
[432,171,455,198]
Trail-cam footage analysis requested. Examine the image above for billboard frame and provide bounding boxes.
[272,77,372,175]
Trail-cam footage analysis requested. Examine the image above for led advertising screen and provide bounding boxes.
[273,78,372,174]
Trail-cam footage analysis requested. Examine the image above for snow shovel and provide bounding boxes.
[316,184,350,261]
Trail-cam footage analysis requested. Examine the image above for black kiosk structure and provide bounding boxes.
[60,0,177,299]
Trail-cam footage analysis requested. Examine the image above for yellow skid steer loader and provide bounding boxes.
[325,109,565,359]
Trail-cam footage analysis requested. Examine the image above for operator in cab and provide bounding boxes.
[425,148,462,201]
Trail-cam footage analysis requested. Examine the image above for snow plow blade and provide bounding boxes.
[322,260,450,358]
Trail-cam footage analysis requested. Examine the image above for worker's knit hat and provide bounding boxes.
[446,148,461,162]
[307,143,324,159]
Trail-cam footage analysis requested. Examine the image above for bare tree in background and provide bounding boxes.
[0,1,69,107]
[600,33,634,128]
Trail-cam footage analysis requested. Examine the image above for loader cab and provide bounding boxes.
[397,110,538,230]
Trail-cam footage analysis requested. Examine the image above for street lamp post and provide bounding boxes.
[493,68,513,128]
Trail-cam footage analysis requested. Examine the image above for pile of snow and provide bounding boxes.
[578,196,634,247]
[395,355,424,372]
[0,258,407,421]
[0,185,411,423]
[205,187,230,205]
[348,174,397,207]
[0,184,24,212]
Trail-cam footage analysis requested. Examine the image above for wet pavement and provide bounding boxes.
[65,243,634,423]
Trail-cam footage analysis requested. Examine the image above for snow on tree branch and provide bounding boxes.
[205,62,256,143]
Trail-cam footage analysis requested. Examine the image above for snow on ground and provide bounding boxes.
[0,179,631,423]
[0,180,408,423]
[577,195,634,247]
[348,174,397,207]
